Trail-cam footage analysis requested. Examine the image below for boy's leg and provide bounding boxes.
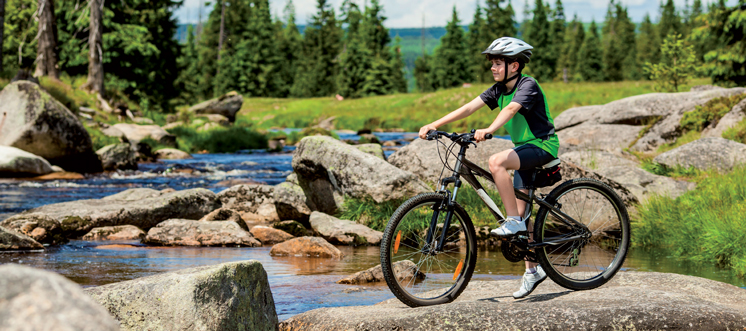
[514,189,538,271]
[488,149,521,216]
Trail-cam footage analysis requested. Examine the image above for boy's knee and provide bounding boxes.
[489,154,507,173]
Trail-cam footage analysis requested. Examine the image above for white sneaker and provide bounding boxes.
[513,265,547,299]
[490,217,527,237]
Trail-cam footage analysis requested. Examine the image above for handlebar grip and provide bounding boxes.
[485,134,493,139]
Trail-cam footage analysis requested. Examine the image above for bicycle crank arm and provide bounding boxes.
[529,234,586,248]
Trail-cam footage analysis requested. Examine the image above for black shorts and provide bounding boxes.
[512,144,556,190]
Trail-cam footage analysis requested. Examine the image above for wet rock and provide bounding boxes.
[86,260,278,331]
[309,212,382,246]
[97,143,137,171]
[0,145,54,177]
[199,208,248,231]
[143,219,260,247]
[293,136,430,214]
[31,171,85,180]
[0,225,44,250]
[250,226,294,244]
[14,188,221,238]
[188,91,243,122]
[82,225,146,241]
[154,148,192,160]
[557,123,642,154]
[270,236,343,258]
[0,264,119,331]
[654,137,746,172]
[702,98,746,138]
[355,143,385,159]
[337,260,424,285]
[112,123,176,147]
[0,81,102,173]
[0,213,65,245]
[272,220,309,237]
[388,137,515,186]
[217,184,279,222]
[274,181,312,224]
[102,188,162,201]
[280,272,746,331]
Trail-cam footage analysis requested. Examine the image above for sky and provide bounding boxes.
[173,0,739,28]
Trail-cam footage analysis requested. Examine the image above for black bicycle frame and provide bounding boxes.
[424,141,590,254]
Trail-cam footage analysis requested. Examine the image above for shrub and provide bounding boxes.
[166,125,267,153]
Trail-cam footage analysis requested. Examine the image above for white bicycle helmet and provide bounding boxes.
[482,37,533,63]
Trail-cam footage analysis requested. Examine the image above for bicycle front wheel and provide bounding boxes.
[380,193,477,307]
[534,178,630,291]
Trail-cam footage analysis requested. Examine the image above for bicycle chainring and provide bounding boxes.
[500,240,526,263]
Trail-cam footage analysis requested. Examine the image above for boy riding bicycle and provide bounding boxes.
[418,37,559,299]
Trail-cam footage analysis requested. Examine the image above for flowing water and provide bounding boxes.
[0,131,743,321]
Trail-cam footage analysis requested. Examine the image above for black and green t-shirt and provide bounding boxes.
[479,74,559,157]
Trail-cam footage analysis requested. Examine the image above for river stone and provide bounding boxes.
[270,236,343,258]
[217,184,279,222]
[280,272,746,331]
[557,123,642,154]
[143,219,260,247]
[0,225,44,250]
[85,260,278,331]
[388,137,515,186]
[553,105,603,131]
[355,143,385,159]
[293,136,430,214]
[654,137,746,172]
[112,123,176,147]
[197,114,230,126]
[274,181,312,224]
[97,143,137,171]
[250,226,294,244]
[199,208,248,231]
[0,145,54,177]
[14,188,221,238]
[337,260,425,285]
[309,212,382,246]
[0,213,65,245]
[188,91,243,122]
[560,150,695,201]
[0,264,120,331]
[154,148,192,160]
[0,81,102,173]
[102,187,162,200]
[82,225,146,241]
[702,97,746,138]
[272,220,309,237]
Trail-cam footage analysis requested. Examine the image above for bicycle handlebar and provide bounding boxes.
[426,130,492,142]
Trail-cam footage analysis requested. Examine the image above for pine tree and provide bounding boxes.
[659,0,682,40]
[484,0,516,39]
[556,14,583,82]
[291,0,343,97]
[547,0,565,81]
[644,33,696,92]
[429,6,470,89]
[2,0,38,73]
[467,3,489,83]
[698,2,746,86]
[363,0,390,58]
[360,0,400,96]
[617,5,638,80]
[274,0,302,97]
[520,0,531,39]
[637,13,659,79]
[414,54,434,92]
[82,0,104,95]
[176,25,200,104]
[602,1,622,81]
[337,2,370,98]
[577,20,604,82]
[526,0,552,81]
[389,36,408,93]
[34,0,58,79]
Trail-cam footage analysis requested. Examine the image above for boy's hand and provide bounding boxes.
[419,124,438,139]
[474,129,493,142]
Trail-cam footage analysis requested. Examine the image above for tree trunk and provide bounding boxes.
[83,0,104,94]
[0,0,6,74]
[216,0,226,77]
[34,0,59,79]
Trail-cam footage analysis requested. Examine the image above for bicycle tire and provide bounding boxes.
[380,192,477,307]
[533,178,630,291]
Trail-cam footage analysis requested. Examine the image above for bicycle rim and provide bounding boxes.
[535,180,629,289]
[382,194,476,306]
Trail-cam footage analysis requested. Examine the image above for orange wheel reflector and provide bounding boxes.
[394,231,402,254]
[453,259,464,281]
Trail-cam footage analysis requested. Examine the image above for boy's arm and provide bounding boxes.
[474,101,522,142]
[418,96,486,139]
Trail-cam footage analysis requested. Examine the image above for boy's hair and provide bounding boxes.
[486,54,526,73]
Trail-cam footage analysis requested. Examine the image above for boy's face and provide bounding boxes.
[490,59,519,82]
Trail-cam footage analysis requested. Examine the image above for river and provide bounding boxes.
[0,131,743,321]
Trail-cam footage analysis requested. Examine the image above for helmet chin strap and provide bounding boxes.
[498,61,521,92]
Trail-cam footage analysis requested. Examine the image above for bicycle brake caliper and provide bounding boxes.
[569,248,580,267]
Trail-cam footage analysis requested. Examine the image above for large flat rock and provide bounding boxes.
[654,137,746,172]
[86,260,278,331]
[309,211,382,246]
[280,272,746,331]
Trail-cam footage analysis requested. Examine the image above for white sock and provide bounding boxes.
[527,267,537,274]
[508,216,522,222]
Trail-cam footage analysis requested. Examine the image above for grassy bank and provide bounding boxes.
[239,78,710,132]
[633,165,746,277]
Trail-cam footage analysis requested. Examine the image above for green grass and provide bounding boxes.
[680,93,746,133]
[238,78,710,132]
[633,165,746,277]
[165,125,267,153]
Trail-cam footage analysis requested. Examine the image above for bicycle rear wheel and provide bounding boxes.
[533,178,630,290]
[380,193,477,307]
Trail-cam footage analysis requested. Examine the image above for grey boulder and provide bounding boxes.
[702,97,746,138]
[0,146,54,177]
[82,225,146,241]
[154,148,192,160]
[199,207,248,231]
[274,180,312,224]
[309,211,382,246]
[557,123,641,154]
[97,143,137,171]
[0,264,119,331]
[86,260,277,331]
[293,136,430,214]
[654,137,746,172]
[143,219,260,247]
[337,260,425,284]
[0,213,65,245]
[0,81,102,173]
[188,91,243,122]
[0,225,44,250]
[355,143,385,160]
[270,236,343,258]
[217,184,279,222]
[112,123,176,147]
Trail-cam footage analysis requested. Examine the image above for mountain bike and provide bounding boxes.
[380,130,630,307]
